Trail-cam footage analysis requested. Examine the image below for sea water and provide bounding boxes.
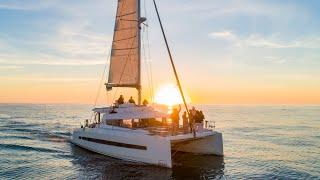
[0,104,319,179]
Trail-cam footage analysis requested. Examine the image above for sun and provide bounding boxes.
[154,84,191,107]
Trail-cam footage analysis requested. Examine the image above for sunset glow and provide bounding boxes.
[154,84,190,106]
[0,1,319,105]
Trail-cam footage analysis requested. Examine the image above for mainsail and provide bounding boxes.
[107,0,141,89]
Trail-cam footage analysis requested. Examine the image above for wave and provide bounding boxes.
[7,120,25,124]
[5,128,42,134]
[38,133,70,143]
[0,114,11,119]
[54,131,72,136]
[0,135,33,140]
[0,123,40,129]
[0,126,70,143]
[0,143,67,154]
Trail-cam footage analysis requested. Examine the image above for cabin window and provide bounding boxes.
[78,136,147,150]
[105,118,167,128]
[106,119,122,126]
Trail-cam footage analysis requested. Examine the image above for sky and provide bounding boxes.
[0,0,319,105]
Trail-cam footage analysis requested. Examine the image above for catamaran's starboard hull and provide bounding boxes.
[71,128,172,168]
[171,133,223,156]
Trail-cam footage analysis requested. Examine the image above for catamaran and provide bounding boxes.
[71,0,223,168]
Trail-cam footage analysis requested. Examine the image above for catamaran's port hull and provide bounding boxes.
[71,128,223,168]
[71,128,172,168]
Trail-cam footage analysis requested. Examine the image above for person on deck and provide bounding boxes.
[182,111,188,130]
[128,96,136,104]
[199,110,205,123]
[171,105,181,135]
[142,99,149,106]
[190,106,197,123]
[117,95,124,105]
[191,106,197,117]
[189,106,197,132]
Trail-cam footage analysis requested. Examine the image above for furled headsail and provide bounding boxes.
[107,0,141,90]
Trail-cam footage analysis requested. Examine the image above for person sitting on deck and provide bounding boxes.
[117,95,124,105]
[142,99,149,106]
[128,96,136,104]
[85,119,89,127]
[109,106,117,113]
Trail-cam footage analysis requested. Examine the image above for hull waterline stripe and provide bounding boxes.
[78,136,147,150]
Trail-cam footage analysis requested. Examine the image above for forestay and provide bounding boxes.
[107,0,140,89]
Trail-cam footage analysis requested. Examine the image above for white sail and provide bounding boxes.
[107,0,140,89]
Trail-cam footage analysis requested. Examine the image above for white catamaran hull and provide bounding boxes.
[71,127,172,168]
[71,126,223,168]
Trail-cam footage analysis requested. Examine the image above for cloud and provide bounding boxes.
[263,57,287,64]
[52,22,112,56]
[241,34,297,48]
[0,65,23,70]
[167,0,308,21]
[242,34,320,49]
[2,76,97,82]
[0,20,112,66]
[0,0,114,67]
[0,53,107,66]
[209,31,320,49]
[0,1,56,11]
[208,31,236,41]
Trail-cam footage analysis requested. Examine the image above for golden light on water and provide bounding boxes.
[154,84,191,107]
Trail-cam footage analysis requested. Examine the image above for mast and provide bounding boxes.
[152,0,191,117]
[137,0,142,105]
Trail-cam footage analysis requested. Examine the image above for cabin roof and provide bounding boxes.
[93,104,169,120]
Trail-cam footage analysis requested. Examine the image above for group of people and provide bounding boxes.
[116,95,149,106]
[117,95,135,104]
[171,106,205,133]
[188,107,205,124]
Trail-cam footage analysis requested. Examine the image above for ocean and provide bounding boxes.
[0,104,319,179]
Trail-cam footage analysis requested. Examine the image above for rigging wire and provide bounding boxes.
[142,24,153,102]
[90,48,111,121]
[143,0,155,102]
[146,25,154,102]
[141,0,150,100]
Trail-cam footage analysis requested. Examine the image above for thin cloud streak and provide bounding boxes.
[0,65,23,70]
[209,31,320,49]
[263,57,287,64]
[0,2,54,11]
[164,0,309,21]
[209,31,236,41]
[2,76,97,82]
[0,53,107,66]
